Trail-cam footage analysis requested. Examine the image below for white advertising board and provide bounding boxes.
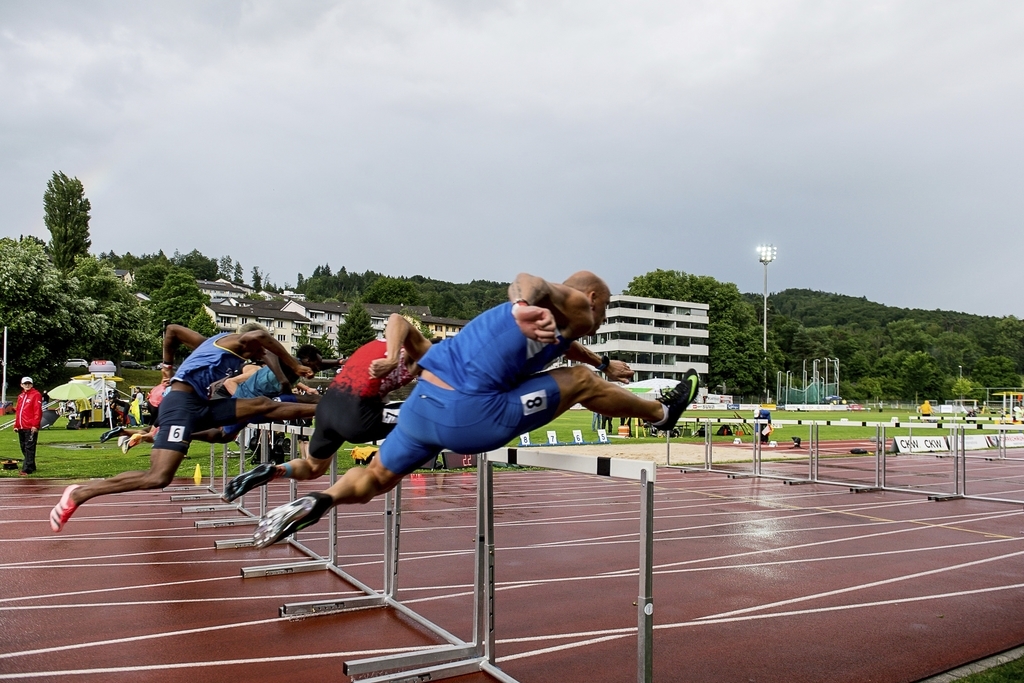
[893,435,949,453]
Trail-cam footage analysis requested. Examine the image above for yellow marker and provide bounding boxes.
[193,463,202,486]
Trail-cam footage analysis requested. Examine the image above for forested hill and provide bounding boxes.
[755,289,997,331]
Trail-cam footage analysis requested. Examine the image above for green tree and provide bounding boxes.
[71,257,156,362]
[171,249,219,281]
[973,356,1021,388]
[133,261,172,295]
[188,309,220,338]
[294,326,336,359]
[337,303,377,356]
[43,171,92,272]
[993,317,1024,372]
[899,351,942,398]
[0,237,102,387]
[364,276,421,306]
[251,266,263,291]
[149,267,212,330]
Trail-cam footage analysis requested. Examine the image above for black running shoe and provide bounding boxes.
[222,463,278,503]
[253,495,323,548]
[653,369,700,431]
[99,426,124,443]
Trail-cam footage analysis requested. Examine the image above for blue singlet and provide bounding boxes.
[173,334,246,397]
[379,303,574,475]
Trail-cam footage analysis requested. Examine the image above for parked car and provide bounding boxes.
[120,360,144,370]
[65,358,88,369]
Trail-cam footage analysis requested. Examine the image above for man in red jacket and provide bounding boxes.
[14,377,42,476]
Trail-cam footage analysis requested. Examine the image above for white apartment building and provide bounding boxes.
[577,295,710,382]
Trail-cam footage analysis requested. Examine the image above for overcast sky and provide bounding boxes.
[2,1,1022,316]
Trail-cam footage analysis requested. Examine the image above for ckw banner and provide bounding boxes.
[893,436,949,453]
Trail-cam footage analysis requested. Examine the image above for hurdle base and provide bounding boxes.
[197,517,257,529]
[345,645,483,680]
[280,594,385,617]
[241,560,328,578]
[783,480,814,485]
[170,493,222,501]
[162,485,207,492]
[215,538,257,549]
[928,494,964,502]
[182,504,239,513]
[850,487,882,493]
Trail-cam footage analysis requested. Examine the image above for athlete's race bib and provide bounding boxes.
[520,389,548,416]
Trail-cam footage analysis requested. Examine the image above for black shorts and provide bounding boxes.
[308,389,394,460]
[152,388,238,454]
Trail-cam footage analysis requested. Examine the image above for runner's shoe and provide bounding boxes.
[99,426,123,443]
[222,464,279,503]
[117,435,130,451]
[252,493,331,548]
[123,433,145,453]
[652,369,700,431]
[50,484,82,532]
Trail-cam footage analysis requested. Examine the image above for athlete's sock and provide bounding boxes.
[307,491,334,521]
[651,405,670,427]
[278,462,294,479]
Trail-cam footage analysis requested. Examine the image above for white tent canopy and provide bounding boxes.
[624,378,678,394]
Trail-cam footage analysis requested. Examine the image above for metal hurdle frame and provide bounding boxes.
[670,416,1024,504]
[204,430,657,683]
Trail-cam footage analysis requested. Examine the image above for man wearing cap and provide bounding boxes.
[14,377,42,476]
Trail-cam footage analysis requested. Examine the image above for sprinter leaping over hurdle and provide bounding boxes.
[253,270,700,547]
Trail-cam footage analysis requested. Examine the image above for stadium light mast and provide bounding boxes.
[757,245,777,401]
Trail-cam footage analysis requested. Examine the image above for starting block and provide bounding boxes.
[351,446,378,464]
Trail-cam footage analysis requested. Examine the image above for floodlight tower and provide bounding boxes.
[757,245,777,401]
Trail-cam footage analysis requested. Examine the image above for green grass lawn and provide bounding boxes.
[954,654,1024,682]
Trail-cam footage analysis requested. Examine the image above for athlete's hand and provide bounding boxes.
[512,304,557,343]
[161,365,174,382]
[295,364,314,379]
[603,360,634,384]
[369,358,399,379]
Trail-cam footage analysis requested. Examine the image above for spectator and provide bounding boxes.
[14,377,42,476]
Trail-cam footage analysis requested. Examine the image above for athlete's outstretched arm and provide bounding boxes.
[162,325,207,363]
[564,342,633,383]
[370,314,432,378]
[236,329,314,379]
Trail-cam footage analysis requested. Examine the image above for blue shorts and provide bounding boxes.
[153,387,238,454]
[378,373,561,475]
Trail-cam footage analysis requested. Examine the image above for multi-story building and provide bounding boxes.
[197,279,253,302]
[577,295,710,382]
[205,293,467,354]
[421,314,467,340]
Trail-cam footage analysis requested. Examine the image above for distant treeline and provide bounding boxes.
[94,250,1023,402]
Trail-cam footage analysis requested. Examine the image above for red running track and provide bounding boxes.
[2,468,1024,682]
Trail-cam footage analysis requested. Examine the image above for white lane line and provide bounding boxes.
[0,591,364,611]
[0,645,434,679]
[0,545,218,567]
[0,575,237,604]
[647,508,1024,569]
[493,580,1024,664]
[0,615,288,660]
[695,546,1024,620]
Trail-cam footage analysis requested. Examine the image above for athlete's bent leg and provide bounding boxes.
[69,448,186,507]
[234,397,317,422]
[549,366,664,420]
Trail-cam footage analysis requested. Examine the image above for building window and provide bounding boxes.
[277,335,286,342]
[277,321,284,328]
